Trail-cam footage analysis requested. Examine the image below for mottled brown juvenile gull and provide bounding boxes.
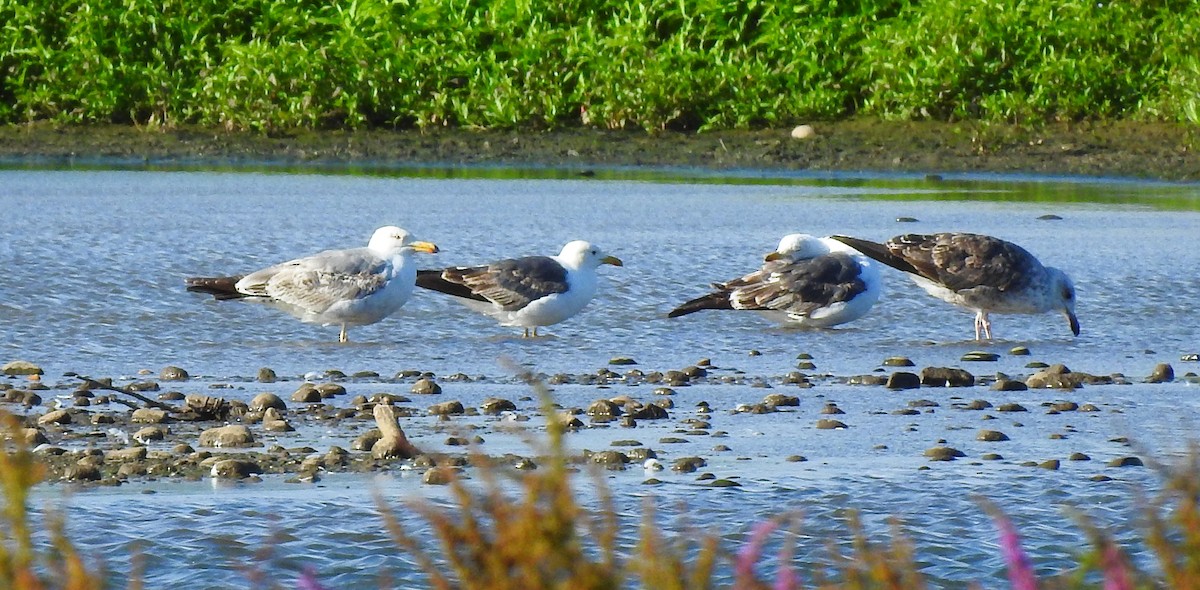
[186,226,439,343]
[831,232,1079,340]
[415,240,622,338]
[668,234,882,328]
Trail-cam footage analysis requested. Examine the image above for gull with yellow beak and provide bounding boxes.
[416,240,623,337]
[186,226,439,343]
[669,233,882,328]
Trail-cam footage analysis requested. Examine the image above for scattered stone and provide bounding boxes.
[1145,363,1174,383]
[1108,456,1143,468]
[1181,353,1199,362]
[762,393,799,408]
[130,408,168,424]
[1091,475,1114,482]
[159,366,189,381]
[920,367,975,387]
[710,478,741,487]
[423,467,455,485]
[133,426,167,443]
[886,372,921,390]
[961,351,1000,362]
[210,459,261,479]
[630,403,669,420]
[1039,459,1060,470]
[291,386,322,403]
[587,399,622,417]
[997,403,1028,413]
[427,400,465,416]
[63,462,101,482]
[1050,401,1078,412]
[589,450,629,469]
[964,399,993,410]
[262,408,293,432]
[198,425,256,448]
[250,393,286,412]
[790,124,816,139]
[821,403,845,415]
[608,357,637,366]
[816,419,848,430]
[883,357,915,367]
[796,361,816,370]
[924,447,965,461]
[315,383,347,397]
[257,367,277,383]
[1037,214,1063,220]
[1009,346,1031,356]
[38,409,72,425]
[847,375,887,386]
[469,398,513,416]
[2,361,43,376]
[1069,452,1091,461]
[991,378,1028,391]
[976,430,1010,442]
[672,457,707,472]
[980,453,1004,461]
[896,216,919,222]
[411,378,441,395]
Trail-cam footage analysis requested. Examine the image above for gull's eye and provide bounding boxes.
[1063,288,1074,300]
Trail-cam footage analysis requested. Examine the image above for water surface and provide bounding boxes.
[2,167,1199,588]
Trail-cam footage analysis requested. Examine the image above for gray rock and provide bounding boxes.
[159,366,189,381]
[37,409,72,425]
[976,430,1010,442]
[886,372,921,390]
[198,425,257,448]
[480,397,516,414]
[428,400,465,416]
[250,393,287,412]
[920,367,975,387]
[131,408,169,424]
[411,378,441,395]
[1146,363,1174,383]
[924,447,965,461]
[2,361,43,376]
[210,459,262,479]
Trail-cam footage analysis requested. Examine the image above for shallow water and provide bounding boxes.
[3,166,1200,587]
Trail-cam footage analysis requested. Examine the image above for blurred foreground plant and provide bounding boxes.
[0,410,105,590]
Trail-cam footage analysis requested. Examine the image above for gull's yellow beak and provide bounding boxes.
[602,255,623,267]
[411,241,439,254]
[764,251,785,262]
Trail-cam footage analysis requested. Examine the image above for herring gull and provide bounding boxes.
[668,234,882,328]
[415,240,622,337]
[186,226,438,343]
[831,232,1079,340]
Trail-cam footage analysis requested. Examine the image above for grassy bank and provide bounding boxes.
[2,0,1199,132]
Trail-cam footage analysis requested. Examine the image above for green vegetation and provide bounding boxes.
[2,0,1199,132]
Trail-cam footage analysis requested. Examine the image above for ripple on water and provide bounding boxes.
[6,168,1199,587]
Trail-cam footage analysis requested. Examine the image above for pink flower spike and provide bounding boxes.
[736,520,780,584]
[297,566,329,590]
[1101,543,1132,590]
[993,514,1038,590]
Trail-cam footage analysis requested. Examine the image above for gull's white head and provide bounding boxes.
[368,226,439,257]
[765,233,828,262]
[557,240,623,270]
[1047,267,1080,336]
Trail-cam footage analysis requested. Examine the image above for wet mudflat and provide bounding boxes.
[2,166,1199,587]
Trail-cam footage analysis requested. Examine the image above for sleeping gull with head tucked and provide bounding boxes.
[831,232,1079,340]
[185,226,439,343]
[415,240,622,338]
[668,233,882,328]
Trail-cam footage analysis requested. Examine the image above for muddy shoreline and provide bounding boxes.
[2,121,1199,181]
